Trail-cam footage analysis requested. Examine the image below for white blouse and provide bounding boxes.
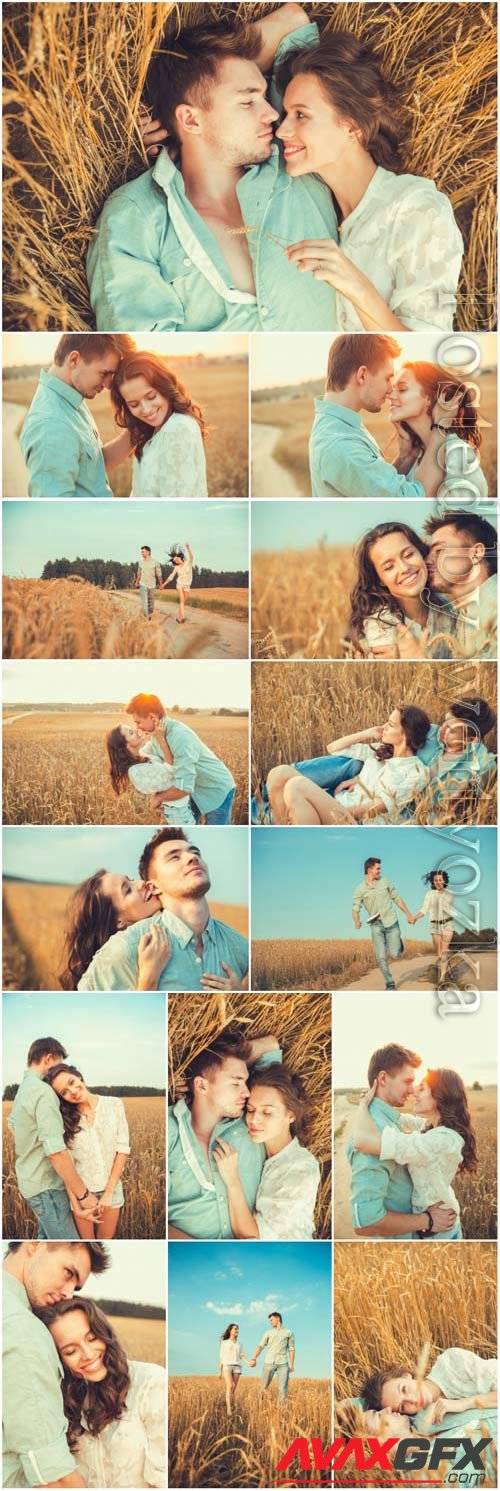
[334,741,428,816]
[380,1115,463,1216]
[253,1137,320,1241]
[409,435,488,503]
[361,602,456,659]
[220,1339,245,1369]
[336,166,463,333]
[128,757,176,795]
[429,1349,497,1400]
[75,1360,166,1489]
[174,557,193,588]
[71,1096,130,1192]
[420,888,455,922]
[131,413,208,499]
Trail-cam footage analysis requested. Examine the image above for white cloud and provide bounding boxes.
[205,1300,244,1317]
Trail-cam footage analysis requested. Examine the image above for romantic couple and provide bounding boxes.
[346,1042,478,1241]
[87,7,464,335]
[134,543,194,625]
[309,333,489,503]
[260,695,496,827]
[106,692,236,828]
[8,1036,131,1242]
[168,1033,320,1241]
[3,1241,165,1488]
[343,1351,497,1449]
[352,858,457,989]
[62,828,248,993]
[20,333,208,500]
[219,1313,295,1415]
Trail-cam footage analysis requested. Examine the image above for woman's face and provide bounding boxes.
[51,1070,86,1105]
[119,375,170,430]
[230,1326,239,1339]
[433,873,447,892]
[120,723,146,756]
[369,532,428,601]
[413,1076,439,1121]
[100,872,161,928]
[381,1373,431,1414]
[49,1309,108,1382]
[245,1085,295,1147]
[277,73,354,175]
[389,368,431,425]
[364,1408,411,1437]
[381,708,405,749]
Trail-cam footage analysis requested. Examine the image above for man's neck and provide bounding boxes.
[161,894,210,936]
[181,142,244,211]
[190,1092,224,1145]
[47,362,76,391]
[448,562,489,604]
[324,387,362,413]
[28,1063,45,1078]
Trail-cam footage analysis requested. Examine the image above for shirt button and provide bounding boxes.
[183,257,191,266]
[195,956,202,964]
[260,306,269,317]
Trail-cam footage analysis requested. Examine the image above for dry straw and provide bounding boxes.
[3,2,497,329]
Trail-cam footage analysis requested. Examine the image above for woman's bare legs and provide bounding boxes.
[222,1366,238,1416]
[437,926,454,982]
[71,1211,97,1240]
[176,586,187,623]
[96,1205,120,1240]
[267,765,303,823]
[283,774,356,825]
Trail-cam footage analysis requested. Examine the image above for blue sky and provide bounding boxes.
[3,826,248,904]
[168,1242,331,1377]
[3,501,248,578]
[251,828,497,940]
[334,989,497,1088]
[2,990,165,1088]
[251,500,498,554]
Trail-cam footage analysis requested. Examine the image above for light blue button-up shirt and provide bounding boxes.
[258,1325,295,1365]
[78,907,248,991]
[352,875,400,929]
[87,24,339,333]
[347,1096,414,1237]
[8,1069,66,1200]
[19,369,111,499]
[168,1048,282,1239]
[3,1271,76,1487]
[417,722,496,794]
[146,717,235,814]
[309,398,427,499]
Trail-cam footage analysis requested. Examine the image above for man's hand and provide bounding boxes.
[249,1358,257,1368]
[428,1201,457,1234]
[406,912,416,925]
[430,1397,455,1425]
[138,103,168,159]
[353,913,362,930]
[200,963,245,991]
[137,925,172,990]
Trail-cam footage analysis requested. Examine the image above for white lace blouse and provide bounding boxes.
[334,741,428,816]
[335,166,463,334]
[131,413,208,499]
[379,1115,462,1216]
[71,1096,130,1192]
[419,888,455,923]
[253,1137,320,1241]
[429,1348,497,1399]
[128,758,175,795]
[74,1360,166,1488]
[220,1338,245,1369]
[408,435,488,503]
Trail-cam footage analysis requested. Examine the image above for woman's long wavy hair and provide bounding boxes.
[60,870,119,989]
[425,1068,478,1174]
[370,705,431,762]
[248,1063,309,1140]
[40,1298,130,1448]
[111,352,207,461]
[107,727,140,797]
[276,31,405,175]
[44,1063,85,1146]
[349,522,438,645]
[423,869,450,889]
[221,1323,239,1341]
[397,362,482,455]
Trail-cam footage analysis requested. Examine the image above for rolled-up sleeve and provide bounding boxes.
[320,440,426,500]
[33,1087,66,1156]
[352,883,364,915]
[350,1151,391,1228]
[114,1098,131,1155]
[3,1336,76,1485]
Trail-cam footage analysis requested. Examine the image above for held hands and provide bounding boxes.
[212,1138,240,1185]
[137,924,172,987]
[200,963,244,991]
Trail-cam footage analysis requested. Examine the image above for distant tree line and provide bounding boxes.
[3,1084,165,1101]
[41,558,248,589]
[92,1300,165,1320]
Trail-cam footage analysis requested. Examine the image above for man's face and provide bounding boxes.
[141,548,152,561]
[438,710,474,754]
[269,1314,281,1329]
[67,352,120,399]
[187,56,279,166]
[205,1056,249,1117]
[426,526,483,593]
[381,1373,429,1415]
[359,359,395,413]
[378,1062,418,1108]
[147,838,211,901]
[131,710,159,734]
[23,1243,92,1309]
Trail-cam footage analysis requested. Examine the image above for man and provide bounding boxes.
[78,827,248,992]
[19,333,135,498]
[424,511,498,659]
[87,8,338,332]
[250,1311,295,1402]
[8,1037,100,1240]
[308,334,448,499]
[347,1045,457,1240]
[168,1032,280,1239]
[352,857,415,990]
[134,547,163,621]
[417,696,496,812]
[126,692,236,823]
[3,1239,109,1487]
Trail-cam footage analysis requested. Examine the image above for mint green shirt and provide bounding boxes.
[258,1325,295,1365]
[8,1070,66,1200]
[147,717,235,813]
[347,1097,414,1237]
[309,399,426,499]
[453,574,497,660]
[2,1271,76,1486]
[418,722,496,794]
[87,24,338,333]
[78,908,248,991]
[19,369,111,499]
[352,875,400,929]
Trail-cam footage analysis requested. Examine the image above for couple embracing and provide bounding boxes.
[106,691,235,827]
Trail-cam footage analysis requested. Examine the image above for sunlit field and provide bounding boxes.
[168,1375,331,1487]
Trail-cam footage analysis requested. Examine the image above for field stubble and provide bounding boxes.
[3,579,247,660]
[168,1376,331,1488]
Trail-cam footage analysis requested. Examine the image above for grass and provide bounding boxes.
[111,1314,165,1366]
[3,3,496,330]
[168,1376,331,1488]
[153,588,249,621]
[168,989,332,1237]
[251,938,497,992]
[3,1095,166,1239]
[3,578,245,660]
[334,1241,497,1486]
[3,708,248,825]
[251,659,498,825]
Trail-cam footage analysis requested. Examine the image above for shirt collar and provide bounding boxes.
[315,398,362,429]
[369,1096,402,1126]
[3,1270,32,1310]
[40,368,84,410]
[160,907,215,946]
[338,165,385,234]
[454,573,496,611]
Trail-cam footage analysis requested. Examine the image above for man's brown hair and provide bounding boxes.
[125,693,165,720]
[6,1241,110,1273]
[326,333,401,391]
[183,1035,251,1103]
[54,334,136,365]
[367,1044,421,1086]
[145,18,262,143]
[138,826,190,883]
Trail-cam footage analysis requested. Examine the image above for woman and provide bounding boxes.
[219,1324,253,1418]
[45,1064,130,1240]
[212,1064,320,1240]
[389,362,488,503]
[348,522,457,659]
[60,871,170,991]
[360,1350,497,1423]
[276,34,463,333]
[107,724,195,824]
[111,353,208,499]
[413,869,456,984]
[353,1068,478,1240]
[41,1297,165,1487]
[162,543,194,624]
[267,707,431,826]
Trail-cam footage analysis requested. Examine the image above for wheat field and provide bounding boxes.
[3,709,248,825]
[168,1375,331,1488]
[252,936,433,993]
[3,578,247,661]
[112,1314,166,1367]
[3,1095,166,1238]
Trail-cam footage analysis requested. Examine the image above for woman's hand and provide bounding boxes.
[358,1081,377,1111]
[137,924,172,990]
[432,388,464,432]
[97,1189,115,1214]
[200,963,245,991]
[395,622,427,660]
[138,104,168,159]
[430,1397,455,1426]
[212,1138,241,1186]
[172,1073,188,1101]
[285,238,372,303]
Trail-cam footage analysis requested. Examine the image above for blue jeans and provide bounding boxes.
[261,1364,290,1400]
[252,753,363,823]
[140,584,155,617]
[370,919,404,987]
[203,788,236,825]
[28,1187,79,1239]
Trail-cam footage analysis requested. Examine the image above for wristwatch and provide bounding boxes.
[76,1188,89,1202]
[417,1209,434,1238]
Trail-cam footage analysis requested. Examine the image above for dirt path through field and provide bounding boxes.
[3,403,29,497]
[334,1094,357,1239]
[252,424,304,499]
[345,950,497,991]
[110,591,249,659]
[4,710,43,725]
